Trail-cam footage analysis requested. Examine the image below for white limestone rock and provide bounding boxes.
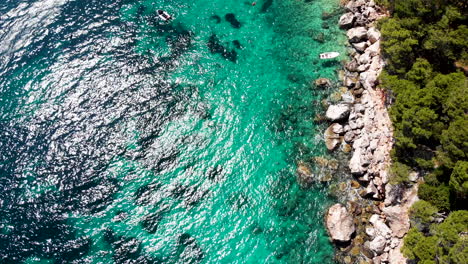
[339,13,355,29]
[367,27,381,44]
[326,204,356,242]
[369,235,387,255]
[347,27,368,43]
[353,42,368,52]
[326,104,351,121]
[366,40,381,57]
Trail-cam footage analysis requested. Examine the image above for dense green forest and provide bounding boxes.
[376,0,467,263]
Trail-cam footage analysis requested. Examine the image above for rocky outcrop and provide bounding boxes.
[326,204,356,243]
[324,1,418,263]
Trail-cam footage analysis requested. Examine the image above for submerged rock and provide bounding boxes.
[225,13,241,28]
[207,34,237,62]
[210,15,221,23]
[315,78,332,88]
[141,212,163,234]
[326,203,356,243]
[297,162,314,186]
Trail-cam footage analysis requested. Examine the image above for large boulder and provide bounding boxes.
[326,204,356,243]
[360,181,379,198]
[369,235,387,255]
[344,131,355,143]
[341,91,355,104]
[358,51,371,65]
[347,27,368,43]
[346,0,366,12]
[369,214,392,238]
[352,42,368,53]
[326,104,351,121]
[359,70,379,90]
[339,13,355,29]
[369,55,384,72]
[349,148,367,175]
[366,40,380,57]
[357,63,370,72]
[367,27,381,44]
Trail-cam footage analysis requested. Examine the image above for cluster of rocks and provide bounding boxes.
[321,1,418,263]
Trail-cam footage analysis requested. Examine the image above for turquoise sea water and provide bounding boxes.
[0,0,345,263]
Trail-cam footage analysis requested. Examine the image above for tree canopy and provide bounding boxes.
[379,0,468,262]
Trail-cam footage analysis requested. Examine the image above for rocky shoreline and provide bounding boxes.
[320,1,420,263]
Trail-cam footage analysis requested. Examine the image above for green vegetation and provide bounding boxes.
[450,161,468,199]
[409,200,438,230]
[403,211,468,263]
[377,0,467,263]
[389,161,412,184]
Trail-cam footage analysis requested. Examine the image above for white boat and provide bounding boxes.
[319,52,340,59]
[157,10,172,21]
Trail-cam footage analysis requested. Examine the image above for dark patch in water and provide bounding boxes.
[104,229,117,244]
[225,13,241,28]
[112,210,129,222]
[61,177,119,214]
[176,233,204,263]
[207,34,237,62]
[171,184,209,206]
[134,182,161,206]
[261,0,273,13]
[0,191,92,263]
[113,237,143,263]
[142,212,164,234]
[166,30,193,57]
[210,15,221,23]
[206,165,223,181]
[232,40,242,49]
[104,230,161,264]
[178,233,195,246]
[321,60,340,68]
[287,74,300,83]
[227,192,250,210]
[251,223,264,235]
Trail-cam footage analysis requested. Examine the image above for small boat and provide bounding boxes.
[319,52,340,59]
[157,10,172,21]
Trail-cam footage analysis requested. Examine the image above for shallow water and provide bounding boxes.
[0,0,345,263]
